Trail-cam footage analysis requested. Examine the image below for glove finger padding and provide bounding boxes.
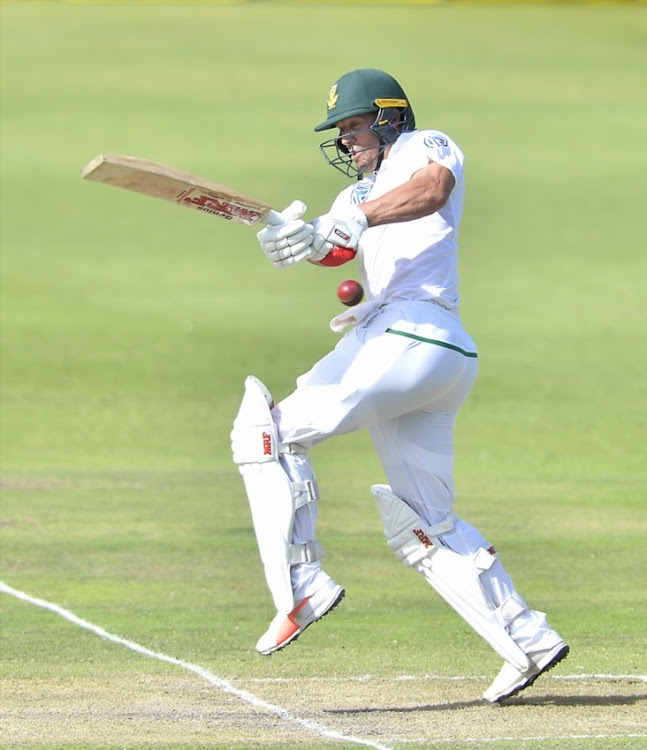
[260,225,315,264]
[270,236,316,264]
[279,199,307,222]
[258,227,315,269]
[257,218,311,245]
[272,246,314,268]
[257,200,318,269]
[272,224,314,250]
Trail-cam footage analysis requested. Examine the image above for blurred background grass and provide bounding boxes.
[1,3,646,738]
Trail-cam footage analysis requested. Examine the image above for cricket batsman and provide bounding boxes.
[230,68,569,703]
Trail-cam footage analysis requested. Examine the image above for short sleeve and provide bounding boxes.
[419,131,464,181]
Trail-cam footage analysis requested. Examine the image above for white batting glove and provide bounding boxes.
[311,205,369,259]
[257,200,315,269]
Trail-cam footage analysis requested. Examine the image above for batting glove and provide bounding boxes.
[257,200,316,269]
[311,205,369,259]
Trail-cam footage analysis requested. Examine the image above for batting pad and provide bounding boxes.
[372,484,531,672]
[232,376,323,614]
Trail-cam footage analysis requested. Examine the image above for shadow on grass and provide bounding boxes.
[325,692,647,713]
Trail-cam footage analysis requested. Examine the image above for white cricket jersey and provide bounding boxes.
[330,129,465,310]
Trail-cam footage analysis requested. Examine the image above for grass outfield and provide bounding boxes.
[1,3,646,749]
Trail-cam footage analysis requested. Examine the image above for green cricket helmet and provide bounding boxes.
[315,68,416,178]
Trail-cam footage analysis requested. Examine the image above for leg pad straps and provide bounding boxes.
[372,484,531,672]
[290,540,325,565]
[232,376,324,613]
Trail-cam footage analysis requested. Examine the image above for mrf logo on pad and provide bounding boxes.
[414,528,434,549]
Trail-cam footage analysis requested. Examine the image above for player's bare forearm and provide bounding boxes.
[361,161,455,227]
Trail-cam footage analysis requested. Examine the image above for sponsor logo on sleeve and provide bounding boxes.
[424,134,449,151]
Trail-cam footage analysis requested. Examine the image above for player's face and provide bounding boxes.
[336,114,382,174]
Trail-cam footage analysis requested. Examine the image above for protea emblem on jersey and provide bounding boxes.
[351,179,374,205]
[327,84,339,111]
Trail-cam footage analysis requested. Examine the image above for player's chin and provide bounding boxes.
[354,152,379,174]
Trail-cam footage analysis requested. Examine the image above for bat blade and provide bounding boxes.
[81,155,276,226]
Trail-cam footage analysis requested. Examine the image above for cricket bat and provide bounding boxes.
[81,154,281,226]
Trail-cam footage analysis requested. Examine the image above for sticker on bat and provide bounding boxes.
[179,191,264,223]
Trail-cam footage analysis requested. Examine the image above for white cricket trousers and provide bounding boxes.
[271,300,558,654]
[274,300,479,528]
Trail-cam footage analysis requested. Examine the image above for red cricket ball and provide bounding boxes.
[337,279,364,307]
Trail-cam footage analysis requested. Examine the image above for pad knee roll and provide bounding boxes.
[231,376,278,465]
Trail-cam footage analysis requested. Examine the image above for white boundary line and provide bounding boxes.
[3,581,646,749]
[0,581,393,750]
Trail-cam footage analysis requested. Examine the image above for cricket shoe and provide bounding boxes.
[483,641,570,703]
[256,579,345,655]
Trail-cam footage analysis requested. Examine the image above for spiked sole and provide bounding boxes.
[258,587,346,656]
[490,643,570,703]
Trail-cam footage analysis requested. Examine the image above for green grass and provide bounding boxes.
[1,3,646,749]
